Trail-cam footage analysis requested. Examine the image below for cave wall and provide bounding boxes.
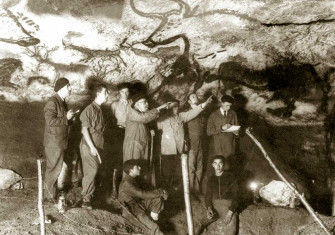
[1,0,335,181]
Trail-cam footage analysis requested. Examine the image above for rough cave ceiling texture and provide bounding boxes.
[1,0,335,124]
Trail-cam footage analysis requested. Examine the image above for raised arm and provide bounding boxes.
[127,107,160,123]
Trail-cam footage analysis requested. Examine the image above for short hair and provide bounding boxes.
[211,155,226,164]
[221,95,234,104]
[186,92,196,102]
[123,159,140,174]
[117,82,130,91]
[93,84,107,97]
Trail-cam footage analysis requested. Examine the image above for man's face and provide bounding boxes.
[135,98,149,112]
[188,94,199,105]
[131,165,141,176]
[212,159,224,175]
[119,88,129,100]
[221,102,232,111]
[98,88,109,103]
[61,84,72,98]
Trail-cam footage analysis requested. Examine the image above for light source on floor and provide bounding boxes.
[249,181,263,203]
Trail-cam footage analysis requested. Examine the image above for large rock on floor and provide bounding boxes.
[239,205,312,235]
[0,168,22,189]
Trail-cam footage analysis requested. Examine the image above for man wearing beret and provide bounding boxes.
[44,78,75,203]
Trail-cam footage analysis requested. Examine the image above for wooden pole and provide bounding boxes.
[181,153,194,235]
[331,178,335,216]
[150,134,156,187]
[37,159,45,235]
[245,128,332,235]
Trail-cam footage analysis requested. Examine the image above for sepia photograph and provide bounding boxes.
[0,0,335,234]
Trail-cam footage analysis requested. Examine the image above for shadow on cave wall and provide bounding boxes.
[217,58,330,118]
[27,0,125,18]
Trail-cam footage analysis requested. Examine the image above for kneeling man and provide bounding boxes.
[119,159,168,235]
[203,155,239,235]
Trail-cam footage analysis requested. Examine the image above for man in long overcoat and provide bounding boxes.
[44,78,75,202]
[123,94,169,163]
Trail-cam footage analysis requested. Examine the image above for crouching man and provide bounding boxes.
[119,159,168,235]
[201,155,239,235]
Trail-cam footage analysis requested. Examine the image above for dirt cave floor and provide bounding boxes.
[1,185,335,235]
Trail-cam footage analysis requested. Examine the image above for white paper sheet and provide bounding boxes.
[223,125,241,132]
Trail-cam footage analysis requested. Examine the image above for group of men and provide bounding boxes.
[43,78,240,234]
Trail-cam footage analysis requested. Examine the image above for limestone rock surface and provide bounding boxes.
[0,168,22,189]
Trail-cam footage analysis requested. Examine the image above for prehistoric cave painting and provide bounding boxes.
[0,58,22,89]
[217,59,331,118]
[26,0,125,18]
[128,0,262,102]
[62,39,123,64]
[90,57,121,81]
[27,76,50,86]
[0,9,39,47]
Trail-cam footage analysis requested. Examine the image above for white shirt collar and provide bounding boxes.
[220,108,227,116]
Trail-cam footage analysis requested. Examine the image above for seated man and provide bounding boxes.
[201,155,239,235]
[118,159,168,235]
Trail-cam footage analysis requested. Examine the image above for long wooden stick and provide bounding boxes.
[150,134,156,187]
[245,127,331,235]
[37,159,45,235]
[181,153,194,235]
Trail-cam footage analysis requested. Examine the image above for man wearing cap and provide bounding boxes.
[44,77,75,202]
[123,94,169,164]
[79,84,109,209]
[206,95,239,177]
[119,159,168,235]
[157,96,212,188]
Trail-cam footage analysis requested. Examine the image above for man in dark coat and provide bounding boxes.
[119,159,168,235]
[43,78,75,202]
[123,94,169,163]
[205,95,239,177]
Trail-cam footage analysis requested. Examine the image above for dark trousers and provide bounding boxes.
[113,127,125,168]
[80,141,99,202]
[161,154,178,185]
[44,147,66,200]
[126,197,164,235]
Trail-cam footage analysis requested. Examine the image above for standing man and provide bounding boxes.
[185,93,208,193]
[44,77,75,203]
[201,155,239,235]
[206,95,239,177]
[157,96,212,188]
[110,83,131,191]
[119,159,168,235]
[80,84,108,209]
[123,94,169,163]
